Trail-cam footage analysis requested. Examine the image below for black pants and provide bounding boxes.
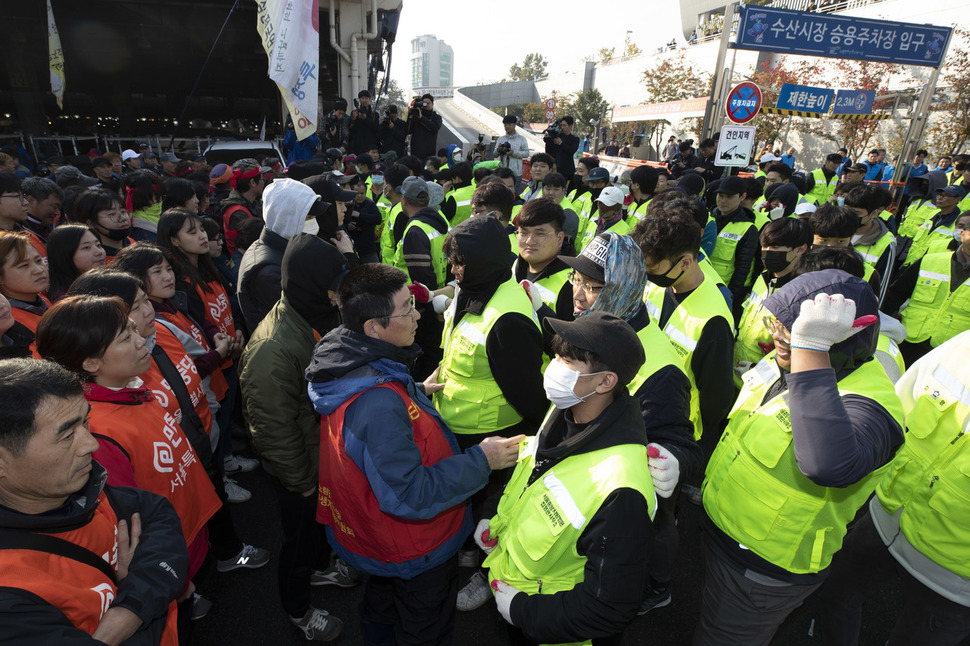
[818,509,970,646]
[270,476,329,618]
[647,490,680,589]
[359,554,458,646]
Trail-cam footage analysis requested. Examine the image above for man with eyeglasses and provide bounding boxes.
[512,199,573,320]
[307,263,522,644]
[0,173,28,233]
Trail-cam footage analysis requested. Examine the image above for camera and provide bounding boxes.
[323,112,340,132]
[496,141,512,155]
[542,121,562,143]
[353,98,360,110]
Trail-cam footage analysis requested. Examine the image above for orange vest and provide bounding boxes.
[0,490,178,644]
[87,395,221,549]
[10,294,51,333]
[145,326,212,433]
[194,278,235,371]
[156,308,228,400]
[317,382,467,565]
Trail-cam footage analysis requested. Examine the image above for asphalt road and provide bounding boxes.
[189,455,958,646]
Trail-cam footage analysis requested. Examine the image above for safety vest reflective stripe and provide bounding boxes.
[805,168,837,205]
[902,252,970,346]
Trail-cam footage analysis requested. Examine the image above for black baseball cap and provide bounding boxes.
[559,233,610,283]
[715,175,747,195]
[543,311,645,386]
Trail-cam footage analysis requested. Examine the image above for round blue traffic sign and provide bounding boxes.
[726,82,762,124]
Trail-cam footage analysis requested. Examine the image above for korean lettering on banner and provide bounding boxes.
[258,0,319,140]
[737,6,951,68]
[777,84,833,113]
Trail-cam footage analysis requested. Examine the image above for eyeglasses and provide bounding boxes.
[568,270,604,294]
[516,228,555,242]
[470,206,495,218]
[386,297,417,320]
[761,315,791,343]
[99,210,130,224]
[0,193,24,201]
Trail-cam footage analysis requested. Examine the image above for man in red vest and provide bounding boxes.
[307,263,522,644]
[0,359,187,645]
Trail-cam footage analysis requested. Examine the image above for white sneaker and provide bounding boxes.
[223,476,251,503]
[224,454,259,475]
[456,571,491,611]
[290,607,343,641]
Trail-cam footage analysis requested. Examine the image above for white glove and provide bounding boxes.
[432,294,450,314]
[647,443,680,499]
[789,293,877,352]
[473,518,497,555]
[491,580,523,625]
[519,280,543,312]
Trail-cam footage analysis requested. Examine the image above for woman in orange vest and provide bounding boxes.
[157,209,254,488]
[35,295,222,600]
[0,230,51,340]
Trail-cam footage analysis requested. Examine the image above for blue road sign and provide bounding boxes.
[735,6,951,68]
[832,90,876,115]
[776,84,834,113]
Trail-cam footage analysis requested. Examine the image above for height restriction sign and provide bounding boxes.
[726,82,762,124]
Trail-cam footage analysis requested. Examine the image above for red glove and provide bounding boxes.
[408,282,432,303]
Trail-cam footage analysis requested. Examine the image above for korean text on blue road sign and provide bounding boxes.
[735,5,952,68]
[776,84,834,113]
[832,90,876,115]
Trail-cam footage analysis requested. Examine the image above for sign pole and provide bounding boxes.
[891,35,952,204]
[702,2,738,141]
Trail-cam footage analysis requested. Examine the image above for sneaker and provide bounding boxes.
[191,593,212,620]
[458,548,478,568]
[456,571,491,611]
[224,453,259,475]
[311,558,362,587]
[217,543,271,572]
[223,476,251,503]
[290,607,343,642]
[637,584,672,616]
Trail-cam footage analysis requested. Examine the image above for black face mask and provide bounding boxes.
[762,249,792,275]
[100,225,132,241]
[647,256,685,288]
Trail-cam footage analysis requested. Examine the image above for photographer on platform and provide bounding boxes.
[493,115,530,180]
[544,116,580,180]
[379,104,408,159]
[408,94,443,161]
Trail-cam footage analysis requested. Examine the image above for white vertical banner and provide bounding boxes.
[255,0,319,141]
[47,0,65,109]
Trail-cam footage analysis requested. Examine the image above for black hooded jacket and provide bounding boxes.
[704,269,904,582]
[450,217,547,433]
[507,389,654,642]
[0,463,188,645]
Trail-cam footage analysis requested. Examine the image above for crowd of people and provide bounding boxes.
[1,105,970,646]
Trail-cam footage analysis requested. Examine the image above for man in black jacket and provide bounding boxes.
[408,94,443,161]
[379,104,407,159]
[0,359,188,645]
[544,116,580,180]
[485,312,655,644]
[348,90,380,155]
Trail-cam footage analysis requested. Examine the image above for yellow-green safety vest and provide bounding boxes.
[449,184,475,227]
[626,199,650,225]
[644,276,734,439]
[379,202,404,265]
[854,230,896,272]
[393,215,450,287]
[734,274,773,377]
[901,251,970,346]
[703,357,904,574]
[805,168,838,206]
[628,321,685,395]
[898,200,937,239]
[903,214,959,267]
[485,434,655,646]
[876,357,970,579]
[875,332,906,380]
[577,217,630,253]
[434,279,540,434]
[710,219,757,288]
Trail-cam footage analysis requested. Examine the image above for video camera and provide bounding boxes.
[542,121,562,143]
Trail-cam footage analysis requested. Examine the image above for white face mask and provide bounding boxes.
[769,205,785,221]
[453,151,463,163]
[542,359,606,409]
[955,229,965,244]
